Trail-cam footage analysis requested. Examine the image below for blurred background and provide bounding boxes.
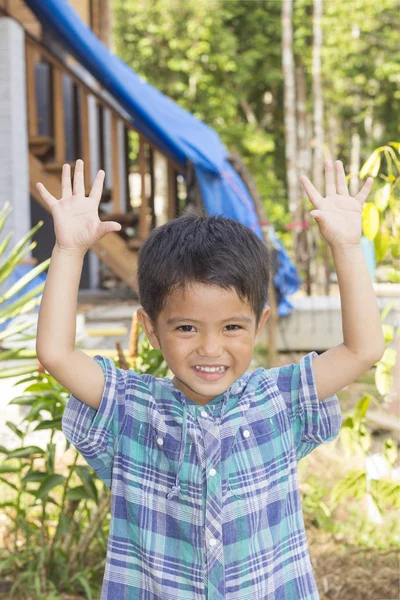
[0,1,398,598]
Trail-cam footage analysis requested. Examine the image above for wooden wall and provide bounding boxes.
[0,0,111,46]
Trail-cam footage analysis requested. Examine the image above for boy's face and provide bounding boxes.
[137,283,270,405]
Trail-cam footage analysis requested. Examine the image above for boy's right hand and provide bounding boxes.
[36,159,122,254]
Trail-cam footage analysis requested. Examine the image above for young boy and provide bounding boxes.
[36,159,384,599]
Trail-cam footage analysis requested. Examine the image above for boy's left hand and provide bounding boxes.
[300,160,374,248]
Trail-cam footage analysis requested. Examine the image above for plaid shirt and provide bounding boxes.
[62,350,342,599]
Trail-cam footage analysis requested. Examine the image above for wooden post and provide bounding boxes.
[139,135,148,240]
[52,67,65,165]
[25,41,38,138]
[167,162,176,220]
[81,89,91,192]
[111,112,121,211]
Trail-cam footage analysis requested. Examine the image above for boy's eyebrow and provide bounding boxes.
[166,316,253,325]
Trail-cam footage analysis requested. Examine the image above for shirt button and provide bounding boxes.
[201,410,207,417]
[209,468,216,476]
[209,538,217,547]
[243,429,250,438]
[156,437,164,445]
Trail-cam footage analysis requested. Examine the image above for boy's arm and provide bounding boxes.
[35,160,121,410]
[300,160,385,402]
[36,246,105,409]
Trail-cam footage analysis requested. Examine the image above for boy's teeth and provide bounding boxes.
[195,366,225,373]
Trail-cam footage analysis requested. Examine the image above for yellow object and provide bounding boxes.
[84,349,123,358]
[86,328,128,337]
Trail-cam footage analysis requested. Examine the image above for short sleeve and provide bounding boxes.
[268,351,342,461]
[61,354,135,487]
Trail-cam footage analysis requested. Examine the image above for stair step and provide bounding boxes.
[127,238,143,250]
[29,135,53,157]
[44,161,75,174]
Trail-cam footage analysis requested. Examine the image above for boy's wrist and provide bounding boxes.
[53,244,87,259]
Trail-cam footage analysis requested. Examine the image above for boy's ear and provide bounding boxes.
[255,306,270,340]
[136,308,161,350]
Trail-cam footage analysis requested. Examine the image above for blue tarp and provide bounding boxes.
[24,0,302,314]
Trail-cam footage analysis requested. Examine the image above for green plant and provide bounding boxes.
[0,201,50,378]
[0,323,167,599]
[360,142,400,282]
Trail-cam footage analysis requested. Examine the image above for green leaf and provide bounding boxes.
[0,361,38,379]
[374,228,390,262]
[360,148,382,179]
[75,465,99,503]
[5,421,24,439]
[66,485,94,501]
[362,202,380,240]
[0,258,49,304]
[35,473,66,500]
[33,419,62,431]
[8,395,40,406]
[22,469,48,482]
[0,465,20,474]
[373,183,391,212]
[375,356,394,396]
[5,446,45,459]
[354,395,371,425]
[0,477,18,491]
[382,323,394,344]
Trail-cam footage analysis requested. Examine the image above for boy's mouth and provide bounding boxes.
[192,365,228,382]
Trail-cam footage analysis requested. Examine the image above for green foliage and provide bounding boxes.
[113,0,400,252]
[0,341,167,599]
[360,143,400,282]
[0,201,50,373]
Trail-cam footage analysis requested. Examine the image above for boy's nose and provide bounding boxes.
[196,335,224,358]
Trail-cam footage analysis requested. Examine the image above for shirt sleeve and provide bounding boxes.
[268,350,343,461]
[61,354,136,488]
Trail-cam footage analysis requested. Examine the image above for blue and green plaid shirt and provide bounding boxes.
[62,350,342,599]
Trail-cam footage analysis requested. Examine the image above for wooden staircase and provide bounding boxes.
[3,2,185,291]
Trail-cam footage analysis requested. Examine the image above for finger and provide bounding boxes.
[73,159,85,196]
[300,175,323,208]
[61,163,72,198]
[36,182,57,210]
[355,177,374,205]
[335,160,349,195]
[325,160,336,197]
[89,170,105,202]
[99,221,122,236]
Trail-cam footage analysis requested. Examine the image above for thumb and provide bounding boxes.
[310,210,322,222]
[100,221,122,236]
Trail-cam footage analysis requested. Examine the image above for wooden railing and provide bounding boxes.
[24,31,184,246]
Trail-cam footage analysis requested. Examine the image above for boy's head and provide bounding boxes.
[137,214,272,404]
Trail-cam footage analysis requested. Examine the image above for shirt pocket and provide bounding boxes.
[228,417,291,504]
[135,422,185,498]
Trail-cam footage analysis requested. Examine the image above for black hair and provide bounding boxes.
[137,214,271,327]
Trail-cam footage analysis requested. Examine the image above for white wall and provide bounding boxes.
[0,17,30,258]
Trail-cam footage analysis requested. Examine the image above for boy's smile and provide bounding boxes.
[137,283,270,405]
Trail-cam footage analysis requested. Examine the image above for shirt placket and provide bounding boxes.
[198,407,225,600]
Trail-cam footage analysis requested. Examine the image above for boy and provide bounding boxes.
[36,159,384,599]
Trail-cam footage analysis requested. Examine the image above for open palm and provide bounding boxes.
[300,160,373,248]
[36,159,121,253]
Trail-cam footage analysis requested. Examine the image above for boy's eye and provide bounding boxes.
[176,324,243,332]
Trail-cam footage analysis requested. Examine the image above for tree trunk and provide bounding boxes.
[312,0,329,295]
[296,59,312,295]
[350,96,361,197]
[282,0,301,265]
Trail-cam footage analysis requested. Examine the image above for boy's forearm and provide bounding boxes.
[36,246,85,363]
[331,243,385,361]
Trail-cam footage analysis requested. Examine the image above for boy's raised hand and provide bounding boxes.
[300,160,374,248]
[36,159,122,254]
